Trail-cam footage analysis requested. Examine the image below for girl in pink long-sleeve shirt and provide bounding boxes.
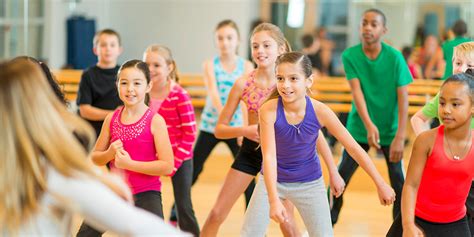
[143,45,200,236]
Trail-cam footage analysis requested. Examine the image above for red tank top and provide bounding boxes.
[415,125,474,223]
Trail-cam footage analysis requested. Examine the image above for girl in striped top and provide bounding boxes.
[144,45,200,236]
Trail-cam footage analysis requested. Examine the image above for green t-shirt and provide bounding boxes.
[342,43,413,145]
[421,93,474,128]
[442,37,471,80]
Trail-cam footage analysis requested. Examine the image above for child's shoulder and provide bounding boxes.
[382,43,404,57]
[261,98,278,109]
[259,98,279,120]
[233,73,252,90]
[343,43,362,54]
[309,98,330,112]
[414,127,438,148]
[171,83,190,98]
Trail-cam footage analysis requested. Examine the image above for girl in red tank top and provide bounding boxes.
[387,73,474,237]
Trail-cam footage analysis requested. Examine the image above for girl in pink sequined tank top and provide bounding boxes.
[91,60,174,219]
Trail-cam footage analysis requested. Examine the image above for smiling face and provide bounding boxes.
[251,31,282,68]
[275,62,312,103]
[439,82,473,129]
[359,11,386,45]
[215,25,239,56]
[144,51,172,88]
[117,67,151,107]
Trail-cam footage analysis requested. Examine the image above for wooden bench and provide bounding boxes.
[311,77,442,115]
[52,70,208,108]
[53,70,442,115]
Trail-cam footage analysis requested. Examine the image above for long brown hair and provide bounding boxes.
[0,60,98,234]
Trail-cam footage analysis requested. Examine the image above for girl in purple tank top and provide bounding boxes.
[90,60,174,219]
[241,52,396,237]
[201,23,307,237]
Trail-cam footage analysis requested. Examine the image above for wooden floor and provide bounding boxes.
[73,139,412,237]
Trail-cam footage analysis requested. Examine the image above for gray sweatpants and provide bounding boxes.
[241,175,333,237]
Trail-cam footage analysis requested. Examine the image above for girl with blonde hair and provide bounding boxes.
[0,60,187,236]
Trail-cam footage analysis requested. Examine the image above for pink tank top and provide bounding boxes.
[241,71,276,114]
[109,107,161,194]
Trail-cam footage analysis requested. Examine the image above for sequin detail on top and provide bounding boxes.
[111,108,153,141]
[109,107,161,195]
[241,71,276,114]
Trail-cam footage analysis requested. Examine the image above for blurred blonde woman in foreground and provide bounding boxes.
[0,60,189,236]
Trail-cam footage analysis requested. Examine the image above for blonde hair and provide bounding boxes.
[143,44,180,83]
[0,60,98,234]
[453,42,474,62]
[252,23,292,53]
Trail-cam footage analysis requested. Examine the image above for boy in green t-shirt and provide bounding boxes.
[329,8,412,225]
[410,41,474,233]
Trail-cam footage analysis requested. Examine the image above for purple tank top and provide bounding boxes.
[274,96,322,182]
[109,107,161,194]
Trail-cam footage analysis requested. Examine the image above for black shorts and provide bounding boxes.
[231,138,262,176]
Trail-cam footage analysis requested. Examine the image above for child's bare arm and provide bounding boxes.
[315,100,395,204]
[91,114,116,166]
[410,110,431,136]
[79,104,115,121]
[348,79,380,149]
[259,101,288,224]
[202,60,223,113]
[316,131,345,197]
[401,131,432,232]
[390,85,409,162]
[215,76,257,141]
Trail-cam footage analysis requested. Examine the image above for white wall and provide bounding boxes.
[43,0,259,72]
[348,1,418,49]
[347,0,474,50]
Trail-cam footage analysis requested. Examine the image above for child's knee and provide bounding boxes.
[207,208,227,224]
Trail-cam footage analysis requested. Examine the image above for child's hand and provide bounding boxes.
[244,124,260,143]
[389,137,404,162]
[114,149,132,170]
[269,199,288,224]
[403,224,424,237]
[366,123,381,149]
[108,140,123,155]
[329,173,345,198]
[377,182,396,206]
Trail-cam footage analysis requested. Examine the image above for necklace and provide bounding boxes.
[445,130,472,160]
[290,123,302,134]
